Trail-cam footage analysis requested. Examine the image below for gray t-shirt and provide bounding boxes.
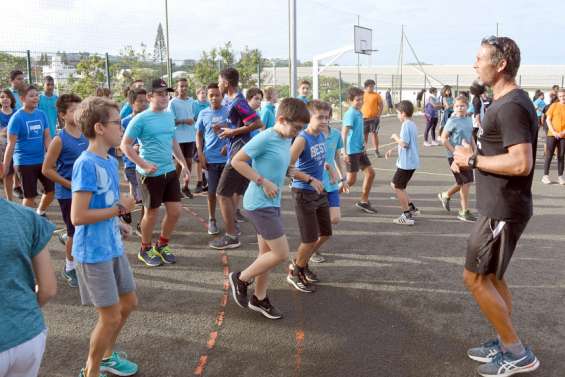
[0,199,55,352]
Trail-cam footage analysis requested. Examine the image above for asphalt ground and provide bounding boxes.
[29,115,564,377]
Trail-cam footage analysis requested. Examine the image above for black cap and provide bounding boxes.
[150,79,174,92]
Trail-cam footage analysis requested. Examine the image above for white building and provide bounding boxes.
[42,55,76,86]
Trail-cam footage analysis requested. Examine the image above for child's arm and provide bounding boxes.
[440,128,455,154]
[32,247,57,307]
[42,136,71,189]
[341,126,350,163]
[71,191,135,226]
[231,149,278,198]
[289,136,324,193]
[334,149,350,193]
[43,127,52,151]
[390,133,408,148]
[2,133,16,177]
[195,129,207,168]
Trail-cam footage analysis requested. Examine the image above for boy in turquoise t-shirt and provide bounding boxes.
[38,76,58,137]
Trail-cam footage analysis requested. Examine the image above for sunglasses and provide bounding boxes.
[482,35,503,52]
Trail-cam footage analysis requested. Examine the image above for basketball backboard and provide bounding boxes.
[354,25,374,55]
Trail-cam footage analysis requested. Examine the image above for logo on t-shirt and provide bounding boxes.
[26,120,43,139]
[310,143,327,164]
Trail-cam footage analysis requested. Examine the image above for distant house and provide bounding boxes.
[42,55,76,85]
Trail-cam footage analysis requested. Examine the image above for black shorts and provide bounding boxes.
[14,164,54,199]
[465,216,529,279]
[346,152,372,173]
[58,198,75,237]
[392,168,415,189]
[217,162,249,197]
[448,157,474,185]
[206,163,225,194]
[138,170,182,209]
[292,188,332,243]
[364,118,381,134]
[178,142,196,161]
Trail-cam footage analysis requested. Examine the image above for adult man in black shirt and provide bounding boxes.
[453,36,540,377]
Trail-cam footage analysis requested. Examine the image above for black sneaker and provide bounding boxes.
[248,295,283,320]
[303,264,319,283]
[228,272,250,308]
[182,186,194,199]
[209,234,241,249]
[409,202,420,216]
[355,201,378,214]
[202,184,208,192]
[235,209,247,223]
[286,266,315,293]
[13,186,24,199]
[375,150,382,158]
[194,182,204,194]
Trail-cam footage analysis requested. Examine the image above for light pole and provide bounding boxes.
[165,0,172,86]
[289,0,297,97]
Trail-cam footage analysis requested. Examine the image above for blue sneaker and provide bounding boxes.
[78,368,106,377]
[100,352,138,376]
[156,244,176,264]
[477,347,540,377]
[138,246,162,267]
[62,268,79,288]
[468,338,502,363]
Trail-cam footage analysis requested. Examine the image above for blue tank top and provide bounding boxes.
[56,129,88,200]
[292,130,327,191]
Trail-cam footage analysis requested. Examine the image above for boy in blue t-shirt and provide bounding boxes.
[438,95,477,222]
[193,86,210,193]
[4,85,55,213]
[260,87,277,129]
[385,100,420,225]
[342,87,377,214]
[38,76,58,137]
[42,94,85,287]
[195,83,228,235]
[228,98,309,320]
[297,80,311,104]
[71,96,138,377]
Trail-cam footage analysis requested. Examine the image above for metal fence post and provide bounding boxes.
[257,61,261,89]
[338,70,343,121]
[375,74,378,90]
[562,75,564,88]
[105,53,111,89]
[456,74,460,96]
[424,74,427,91]
[26,50,32,84]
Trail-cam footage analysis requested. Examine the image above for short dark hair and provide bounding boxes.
[0,89,16,109]
[22,85,38,97]
[299,80,311,87]
[307,99,332,114]
[347,87,364,101]
[364,79,376,88]
[207,82,219,91]
[44,75,54,83]
[469,81,486,96]
[395,100,414,117]
[220,67,239,88]
[95,87,112,97]
[56,94,82,115]
[429,87,437,94]
[481,36,521,79]
[454,95,469,104]
[10,70,23,81]
[74,96,120,139]
[128,88,147,105]
[277,98,310,124]
[246,87,263,101]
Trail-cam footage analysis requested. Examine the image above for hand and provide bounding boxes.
[385,149,394,159]
[181,166,191,184]
[118,221,132,240]
[262,178,278,198]
[212,123,227,134]
[198,153,208,169]
[339,180,350,193]
[390,133,399,140]
[310,178,324,194]
[141,161,157,174]
[555,134,561,140]
[219,127,236,139]
[220,145,227,156]
[343,154,351,164]
[119,193,136,213]
[450,160,461,173]
[453,140,474,168]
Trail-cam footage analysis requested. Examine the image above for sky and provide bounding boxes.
[4,0,565,66]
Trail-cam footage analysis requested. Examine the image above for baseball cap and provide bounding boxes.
[150,79,174,92]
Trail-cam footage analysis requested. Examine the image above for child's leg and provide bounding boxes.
[253,235,272,300]
[160,202,182,240]
[361,166,375,203]
[446,184,461,198]
[329,207,341,225]
[460,183,471,211]
[239,235,289,283]
[140,207,159,245]
[37,190,54,213]
[3,173,14,200]
[85,304,123,377]
[346,171,357,186]
[103,292,138,359]
[391,182,410,211]
[207,192,217,220]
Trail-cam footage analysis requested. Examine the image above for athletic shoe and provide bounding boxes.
[355,201,378,214]
[423,141,432,147]
[375,150,382,158]
[409,203,420,216]
[309,251,326,263]
[458,209,477,222]
[209,234,241,249]
[234,222,242,237]
[57,231,68,246]
[393,213,415,225]
[438,192,451,212]
[541,175,551,184]
[78,369,106,377]
[202,184,208,192]
[303,264,320,283]
[477,348,539,377]
[228,271,249,308]
[208,219,220,235]
[138,246,163,267]
[287,266,315,293]
[467,339,502,363]
[182,186,194,199]
[62,268,79,288]
[235,209,247,223]
[156,244,176,264]
[100,352,139,376]
[13,186,24,199]
[134,223,142,238]
[431,140,440,146]
[559,176,565,185]
[248,295,283,320]
[194,181,204,194]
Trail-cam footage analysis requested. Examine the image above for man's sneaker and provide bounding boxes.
[78,369,106,377]
[303,264,320,283]
[62,268,79,288]
[541,175,551,184]
[409,203,420,216]
[209,234,241,250]
[13,186,23,199]
[182,186,194,199]
[100,352,139,376]
[458,209,477,222]
[156,244,176,264]
[134,223,142,238]
[208,219,220,235]
[286,266,315,293]
[438,191,451,212]
[194,181,204,194]
[393,213,415,225]
[228,271,249,308]
[355,201,378,214]
[248,295,283,320]
[202,184,208,192]
[467,339,502,363]
[57,231,68,246]
[138,246,163,267]
[309,251,326,263]
[235,209,247,223]
[423,141,432,147]
[559,176,565,185]
[477,348,539,377]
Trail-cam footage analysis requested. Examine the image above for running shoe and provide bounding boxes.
[134,223,142,238]
[409,202,420,216]
[309,251,326,263]
[457,209,477,222]
[477,348,539,377]
[208,219,220,235]
[78,369,106,377]
[194,181,204,194]
[138,246,163,267]
[287,266,315,293]
[467,338,502,363]
[423,141,432,147]
[541,175,551,184]
[156,244,176,264]
[438,191,451,212]
[303,264,320,283]
[228,271,249,308]
[235,209,247,223]
[13,186,24,199]
[100,352,139,376]
[375,150,382,158]
[182,186,194,199]
[57,231,68,246]
[248,295,283,320]
[62,268,79,288]
[355,201,378,214]
[559,176,565,185]
[209,234,241,250]
[431,140,440,146]
[393,213,415,225]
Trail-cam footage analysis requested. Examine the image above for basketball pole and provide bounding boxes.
[289,0,298,98]
[356,15,360,87]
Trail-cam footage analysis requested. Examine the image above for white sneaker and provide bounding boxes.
[393,213,415,225]
[431,140,440,146]
[541,175,551,184]
[423,141,432,147]
[559,176,565,185]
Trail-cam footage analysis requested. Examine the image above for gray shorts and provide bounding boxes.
[0,329,47,377]
[124,167,142,202]
[76,254,136,308]
[243,207,285,241]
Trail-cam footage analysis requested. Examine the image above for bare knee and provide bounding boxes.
[99,309,122,329]
[120,293,138,316]
[463,269,483,292]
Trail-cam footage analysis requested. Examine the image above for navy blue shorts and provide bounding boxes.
[327,190,340,208]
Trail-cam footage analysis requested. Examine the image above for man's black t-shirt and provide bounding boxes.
[475,88,538,222]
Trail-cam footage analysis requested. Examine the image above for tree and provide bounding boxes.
[0,52,27,87]
[153,23,168,76]
[236,47,265,88]
[193,50,219,87]
[71,55,106,98]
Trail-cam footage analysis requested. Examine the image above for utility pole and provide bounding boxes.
[289,0,298,97]
[165,0,172,86]
[496,22,499,37]
[399,25,404,101]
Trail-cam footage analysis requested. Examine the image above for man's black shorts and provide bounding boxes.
[178,142,196,161]
[217,162,249,197]
[292,188,332,243]
[392,168,415,190]
[465,216,529,279]
[346,152,371,173]
[15,164,54,199]
[363,118,381,134]
[138,170,182,209]
[206,163,225,194]
[448,157,474,185]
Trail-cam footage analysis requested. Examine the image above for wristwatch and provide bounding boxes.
[307,177,313,185]
[468,152,478,169]
[256,176,264,186]
[116,203,127,216]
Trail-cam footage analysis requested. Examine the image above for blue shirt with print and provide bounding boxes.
[38,93,58,137]
[533,98,546,117]
[193,100,210,120]
[397,120,420,170]
[223,92,259,159]
[168,97,196,143]
[443,116,473,158]
[7,108,49,166]
[343,107,364,154]
[323,128,343,192]
[292,130,327,191]
[55,129,88,200]
[71,151,124,264]
[195,106,228,164]
[243,128,291,211]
